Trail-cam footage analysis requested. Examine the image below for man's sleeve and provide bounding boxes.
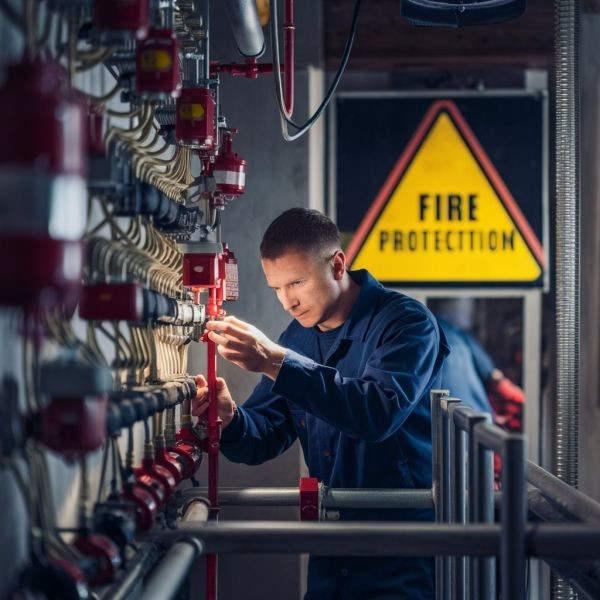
[272,303,448,443]
[220,374,298,465]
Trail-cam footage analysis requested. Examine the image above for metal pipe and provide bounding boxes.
[473,421,511,453]
[182,498,211,523]
[153,521,600,559]
[158,521,501,555]
[452,405,481,432]
[554,0,581,593]
[527,493,600,600]
[441,398,460,600]
[431,389,449,600]
[466,412,489,600]
[182,486,434,509]
[224,0,266,58]
[474,423,495,600]
[141,501,208,600]
[527,461,600,524]
[99,543,161,600]
[322,488,434,510]
[501,436,527,599]
[141,538,204,600]
[448,404,466,600]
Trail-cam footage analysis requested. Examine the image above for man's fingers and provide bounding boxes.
[191,401,209,417]
[223,315,251,330]
[207,331,247,353]
[195,374,208,388]
[205,320,254,343]
[216,345,246,364]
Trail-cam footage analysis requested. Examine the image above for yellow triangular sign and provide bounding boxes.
[347,100,544,284]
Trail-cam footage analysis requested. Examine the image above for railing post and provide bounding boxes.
[465,412,489,600]
[502,435,527,599]
[449,404,466,600]
[441,397,461,600]
[475,419,495,600]
[431,389,449,600]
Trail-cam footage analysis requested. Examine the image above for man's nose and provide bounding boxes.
[279,289,299,312]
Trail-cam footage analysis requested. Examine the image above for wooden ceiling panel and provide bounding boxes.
[324,0,554,69]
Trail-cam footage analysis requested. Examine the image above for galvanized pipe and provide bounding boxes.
[224,0,265,57]
[528,492,600,600]
[441,398,460,600]
[159,521,501,556]
[448,404,466,600]
[140,538,204,600]
[431,389,449,600]
[141,500,208,600]
[474,423,496,600]
[153,521,600,559]
[182,486,434,509]
[527,461,600,524]
[182,498,211,523]
[501,436,527,599]
[554,0,581,593]
[466,412,489,600]
[473,421,511,453]
[323,488,433,510]
[99,544,161,600]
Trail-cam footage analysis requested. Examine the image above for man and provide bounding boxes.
[193,208,449,599]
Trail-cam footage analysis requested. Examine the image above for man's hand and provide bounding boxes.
[205,316,286,380]
[192,375,237,429]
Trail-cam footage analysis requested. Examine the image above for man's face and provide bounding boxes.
[261,248,342,329]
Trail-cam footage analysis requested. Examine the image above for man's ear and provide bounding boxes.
[331,250,346,280]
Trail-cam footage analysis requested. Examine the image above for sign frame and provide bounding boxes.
[328,86,549,292]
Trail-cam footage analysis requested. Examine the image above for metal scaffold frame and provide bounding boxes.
[141,390,600,600]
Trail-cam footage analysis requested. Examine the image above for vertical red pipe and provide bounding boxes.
[206,287,220,600]
[283,0,294,116]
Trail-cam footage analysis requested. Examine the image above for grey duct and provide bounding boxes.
[554,0,580,598]
[225,0,266,58]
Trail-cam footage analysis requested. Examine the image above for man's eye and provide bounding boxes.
[291,281,303,287]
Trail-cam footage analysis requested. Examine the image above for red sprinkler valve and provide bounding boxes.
[213,129,247,199]
[136,28,182,101]
[175,87,216,154]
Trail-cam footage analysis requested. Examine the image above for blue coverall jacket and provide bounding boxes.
[221,270,450,599]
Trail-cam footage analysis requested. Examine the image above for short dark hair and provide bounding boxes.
[260,208,341,260]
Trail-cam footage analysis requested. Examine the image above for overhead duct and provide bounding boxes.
[225,0,266,58]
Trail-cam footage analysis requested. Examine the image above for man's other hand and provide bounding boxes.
[205,316,285,380]
[193,375,237,428]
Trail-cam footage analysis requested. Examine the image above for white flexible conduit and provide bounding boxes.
[554,0,580,598]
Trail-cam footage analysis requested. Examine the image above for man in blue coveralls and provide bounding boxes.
[193,208,449,599]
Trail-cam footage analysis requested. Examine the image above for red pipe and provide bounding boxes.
[206,286,221,600]
[283,0,294,117]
